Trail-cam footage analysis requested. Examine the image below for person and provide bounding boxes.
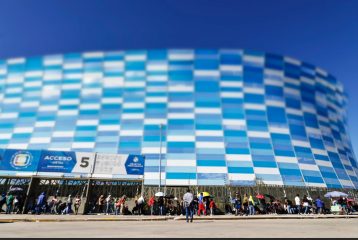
[0,193,6,213]
[243,194,249,216]
[248,195,255,215]
[295,194,301,214]
[97,195,105,214]
[302,195,310,214]
[234,194,242,216]
[342,197,348,214]
[209,199,216,216]
[137,195,145,215]
[13,196,20,214]
[105,194,113,215]
[6,193,14,214]
[148,196,155,215]
[62,195,72,214]
[119,195,127,215]
[183,189,194,223]
[115,198,122,215]
[36,192,46,215]
[158,196,164,215]
[74,195,81,215]
[51,195,59,214]
[284,198,294,214]
[197,193,206,216]
[315,196,324,214]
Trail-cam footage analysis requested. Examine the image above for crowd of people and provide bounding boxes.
[1,190,356,217]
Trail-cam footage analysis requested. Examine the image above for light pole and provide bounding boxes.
[158,124,163,193]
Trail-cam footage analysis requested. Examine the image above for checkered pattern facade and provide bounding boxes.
[0,49,357,188]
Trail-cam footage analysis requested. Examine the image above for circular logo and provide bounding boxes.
[133,156,139,163]
[10,151,33,169]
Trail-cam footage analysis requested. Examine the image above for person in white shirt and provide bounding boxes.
[183,189,194,223]
[295,194,301,214]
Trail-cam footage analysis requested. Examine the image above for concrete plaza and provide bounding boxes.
[0,215,357,238]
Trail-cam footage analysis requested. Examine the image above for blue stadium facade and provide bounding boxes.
[0,49,357,189]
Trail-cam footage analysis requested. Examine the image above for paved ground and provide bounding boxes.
[0,218,357,238]
[0,213,357,222]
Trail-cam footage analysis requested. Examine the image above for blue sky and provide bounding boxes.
[0,0,357,155]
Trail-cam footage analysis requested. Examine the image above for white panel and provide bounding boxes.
[284,57,301,65]
[53,131,75,137]
[312,149,327,155]
[254,168,280,174]
[30,137,51,144]
[0,133,12,139]
[262,180,284,186]
[165,179,197,186]
[168,53,194,60]
[168,85,193,92]
[315,160,332,167]
[219,65,243,71]
[166,160,196,167]
[35,121,55,127]
[72,142,95,148]
[244,87,264,94]
[168,102,194,108]
[121,114,144,119]
[226,154,252,161]
[76,120,99,126]
[196,142,225,148]
[120,130,143,136]
[79,104,100,110]
[244,104,266,110]
[196,130,223,136]
[145,97,167,103]
[58,110,78,116]
[14,127,34,133]
[275,156,298,163]
[194,70,220,77]
[222,119,246,126]
[7,58,25,64]
[221,92,243,98]
[220,81,243,87]
[265,100,285,107]
[269,126,290,134]
[147,64,168,71]
[97,125,120,131]
[167,135,195,142]
[125,55,146,61]
[292,140,310,147]
[168,113,194,119]
[142,147,167,154]
[228,174,255,181]
[247,131,270,138]
[195,108,221,114]
[299,164,319,171]
[197,167,227,173]
[7,143,28,149]
[144,119,167,125]
[0,113,18,119]
[101,98,123,104]
[123,103,145,108]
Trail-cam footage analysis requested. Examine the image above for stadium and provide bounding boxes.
[0,49,357,201]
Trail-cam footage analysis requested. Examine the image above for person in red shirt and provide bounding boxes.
[209,199,216,216]
[197,193,206,216]
[148,196,155,215]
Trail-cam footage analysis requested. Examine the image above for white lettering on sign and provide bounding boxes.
[44,155,72,161]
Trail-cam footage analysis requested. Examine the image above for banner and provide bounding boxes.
[0,149,41,175]
[37,150,95,176]
[93,153,145,178]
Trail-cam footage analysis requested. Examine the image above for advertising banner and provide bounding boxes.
[93,153,145,178]
[37,150,95,176]
[0,149,41,175]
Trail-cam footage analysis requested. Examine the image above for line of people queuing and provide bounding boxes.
[226,193,356,215]
[0,192,22,214]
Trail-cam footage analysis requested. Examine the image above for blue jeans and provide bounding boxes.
[185,207,193,222]
[304,206,310,214]
[249,205,255,215]
[159,206,163,215]
[6,204,12,214]
[296,205,301,214]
